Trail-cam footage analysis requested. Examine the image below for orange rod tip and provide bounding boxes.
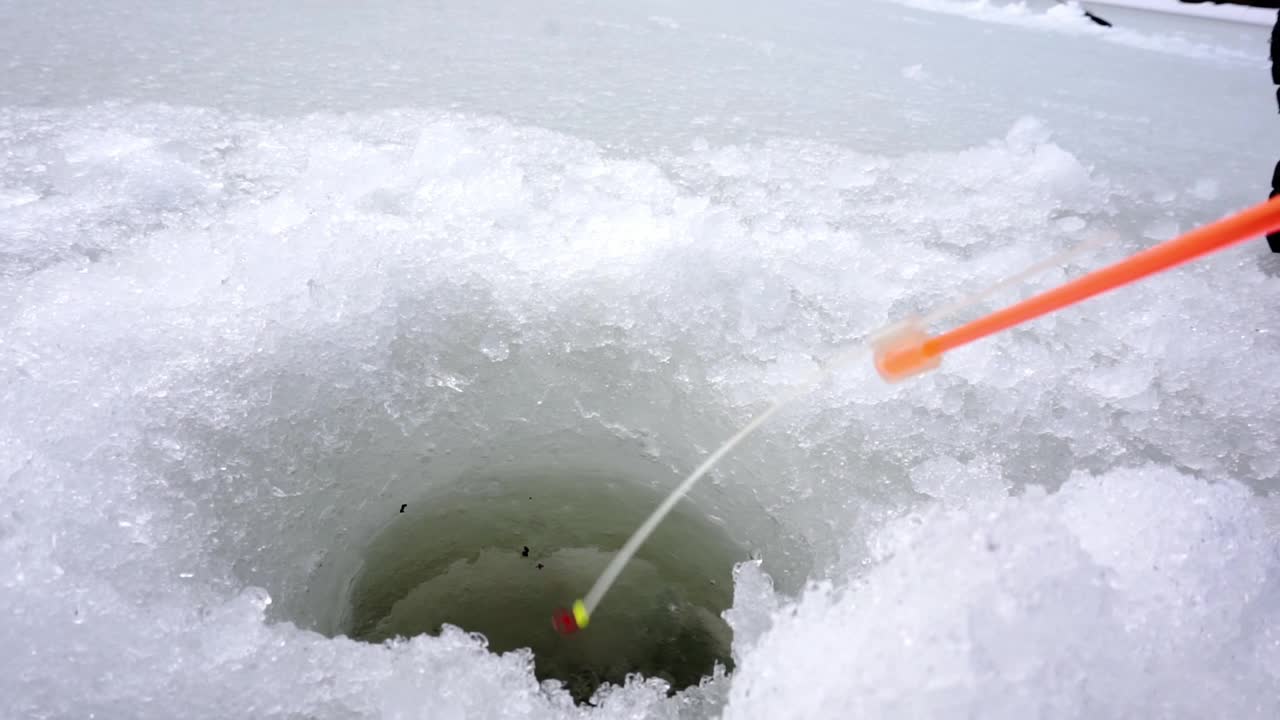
[871,319,942,383]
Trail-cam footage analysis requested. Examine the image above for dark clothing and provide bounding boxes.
[1271,10,1280,252]
[1273,8,1280,87]
[1272,159,1280,252]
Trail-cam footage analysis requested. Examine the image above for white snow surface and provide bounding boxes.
[2,1,1279,719]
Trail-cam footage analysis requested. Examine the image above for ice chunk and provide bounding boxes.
[1054,215,1087,233]
[910,455,1008,502]
[722,559,780,665]
[726,468,1280,720]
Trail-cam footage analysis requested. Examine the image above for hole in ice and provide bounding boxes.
[339,473,741,704]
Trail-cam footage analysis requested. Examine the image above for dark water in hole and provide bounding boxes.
[343,473,743,703]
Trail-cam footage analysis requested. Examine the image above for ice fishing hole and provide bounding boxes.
[338,473,744,703]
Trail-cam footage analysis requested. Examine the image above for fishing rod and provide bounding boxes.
[875,195,1280,381]
[553,195,1280,635]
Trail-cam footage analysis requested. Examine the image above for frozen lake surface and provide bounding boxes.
[2,1,1278,718]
